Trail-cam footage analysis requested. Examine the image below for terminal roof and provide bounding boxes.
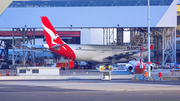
[0,0,176,28]
[9,0,173,7]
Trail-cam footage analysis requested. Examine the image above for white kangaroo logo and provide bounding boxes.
[42,24,67,50]
[42,24,59,44]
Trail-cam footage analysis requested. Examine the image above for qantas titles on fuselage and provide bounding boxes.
[111,46,141,50]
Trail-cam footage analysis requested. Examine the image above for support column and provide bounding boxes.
[12,28,15,67]
[103,28,115,45]
[117,28,123,45]
[33,28,36,66]
[22,28,26,66]
[175,27,176,63]
[162,28,165,66]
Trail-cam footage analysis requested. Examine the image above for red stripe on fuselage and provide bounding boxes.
[50,45,76,60]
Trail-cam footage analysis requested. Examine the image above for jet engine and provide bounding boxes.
[126,64,133,72]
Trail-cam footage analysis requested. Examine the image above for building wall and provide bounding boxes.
[90,29,103,45]
[80,29,91,44]
[80,28,103,45]
[20,28,103,45]
[17,67,59,76]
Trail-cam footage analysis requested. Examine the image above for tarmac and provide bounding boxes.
[0,69,180,101]
[0,80,180,101]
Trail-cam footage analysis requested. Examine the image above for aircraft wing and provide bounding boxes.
[91,50,140,62]
[111,50,140,59]
[105,50,142,62]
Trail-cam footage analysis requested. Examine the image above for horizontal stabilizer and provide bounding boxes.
[50,44,66,49]
[21,44,45,49]
[14,49,43,52]
[12,44,47,52]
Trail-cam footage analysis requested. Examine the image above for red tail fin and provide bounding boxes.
[140,45,153,63]
[140,47,143,63]
[41,16,64,48]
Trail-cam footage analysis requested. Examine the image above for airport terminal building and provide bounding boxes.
[0,0,178,66]
[1,1,180,100]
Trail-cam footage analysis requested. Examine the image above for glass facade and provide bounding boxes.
[8,0,173,8]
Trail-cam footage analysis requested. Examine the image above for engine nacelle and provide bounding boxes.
[145,64,153,71]
[126,64,133,72]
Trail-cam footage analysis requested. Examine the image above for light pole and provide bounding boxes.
[147,0,151,77]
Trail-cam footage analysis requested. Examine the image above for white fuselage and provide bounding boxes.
[67,44,152,63]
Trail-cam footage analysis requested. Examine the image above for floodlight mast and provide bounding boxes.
[147,0,151,77]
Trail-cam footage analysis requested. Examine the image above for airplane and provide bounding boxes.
[24,16,153,74]
[126,47,146,74]
[98,47,149,74]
